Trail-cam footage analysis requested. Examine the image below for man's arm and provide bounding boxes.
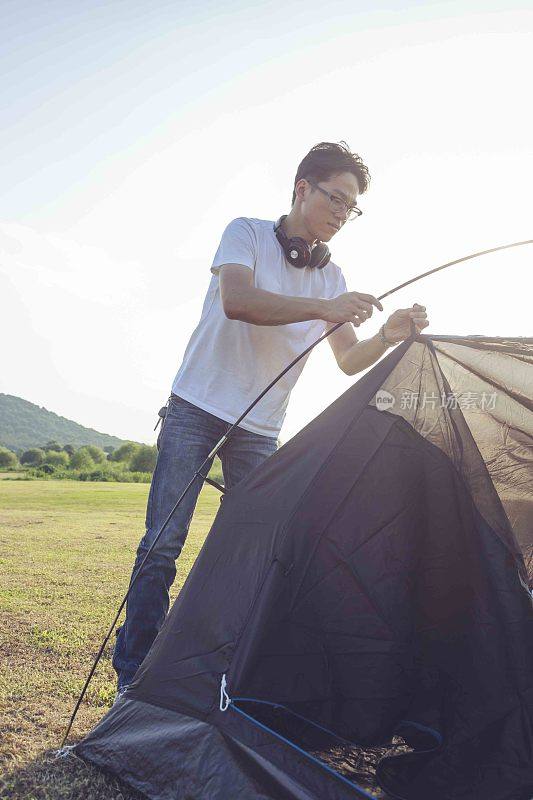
[328,305,429,376]
[219,264,382,327]
[327,323,388,376]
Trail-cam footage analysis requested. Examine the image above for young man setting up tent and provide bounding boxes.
[112,141,429,693]
[73,154,533,799]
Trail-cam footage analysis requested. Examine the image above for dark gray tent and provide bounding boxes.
[77,335,533,799]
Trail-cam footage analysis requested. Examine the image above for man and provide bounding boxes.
[113,141,429,692]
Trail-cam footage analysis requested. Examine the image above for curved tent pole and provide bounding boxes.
[378,239,533,300]
[60,237,532,747]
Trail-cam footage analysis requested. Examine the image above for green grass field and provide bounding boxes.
[0,479,220,799]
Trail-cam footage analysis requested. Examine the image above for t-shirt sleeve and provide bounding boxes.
[211,218,256,275]
[329,266,347,299]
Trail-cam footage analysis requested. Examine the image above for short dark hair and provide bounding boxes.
[291,141,370,204]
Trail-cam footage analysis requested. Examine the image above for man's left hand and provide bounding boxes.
[383,304,429,343]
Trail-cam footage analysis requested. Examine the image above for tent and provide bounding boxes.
[76,334,533,800]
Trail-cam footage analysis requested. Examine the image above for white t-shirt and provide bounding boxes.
[172,217,348,438]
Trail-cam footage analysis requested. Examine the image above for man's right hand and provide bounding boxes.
[323,292,383,326]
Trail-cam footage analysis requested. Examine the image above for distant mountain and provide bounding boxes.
[0,394,128,452]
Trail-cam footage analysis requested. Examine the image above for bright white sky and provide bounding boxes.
[1,0,532,444]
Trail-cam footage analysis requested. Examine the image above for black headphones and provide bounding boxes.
[274,216,331,270]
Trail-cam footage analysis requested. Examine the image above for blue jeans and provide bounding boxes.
[113,395,278,689]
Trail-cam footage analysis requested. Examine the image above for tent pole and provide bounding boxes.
[60,237,532,747]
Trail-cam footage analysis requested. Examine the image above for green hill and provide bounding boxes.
[0,394,128,453]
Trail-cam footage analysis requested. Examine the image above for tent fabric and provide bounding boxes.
[77,335,533,799]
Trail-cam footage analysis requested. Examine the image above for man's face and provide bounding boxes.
[298,171,360,243]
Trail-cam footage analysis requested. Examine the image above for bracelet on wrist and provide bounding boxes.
[379,324,398,347]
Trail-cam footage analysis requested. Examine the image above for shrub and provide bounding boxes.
[25,466,70,480]
[0,447,18,468]
[70,449,95,470]
[63,444,75,456]
[77,468,151,483]
[20,448,46,466]
[79,466,119,482]
[40,464,56,475]
[83,445,106,464]
[109,442,140,463]
[130,445,157,473]
[44,450,70,467]
[125,471,152,483]
[86,469,111,482]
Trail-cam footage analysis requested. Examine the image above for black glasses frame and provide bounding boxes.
[307,180,362,220]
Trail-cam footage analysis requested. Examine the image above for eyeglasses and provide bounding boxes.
[307,180,362,221]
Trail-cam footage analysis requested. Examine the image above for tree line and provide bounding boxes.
[0,440,157,482]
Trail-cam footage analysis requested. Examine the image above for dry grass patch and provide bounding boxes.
[0,479,219,799]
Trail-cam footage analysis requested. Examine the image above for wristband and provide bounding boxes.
[379,324,398,347]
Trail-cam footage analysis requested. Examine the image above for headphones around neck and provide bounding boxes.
[274,216,331,270]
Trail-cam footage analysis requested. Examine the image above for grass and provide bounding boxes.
[0,479,220,799]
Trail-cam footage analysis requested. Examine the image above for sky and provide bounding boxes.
[1,0,532,444]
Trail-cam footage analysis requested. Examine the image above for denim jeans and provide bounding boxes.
[112,395,278,689]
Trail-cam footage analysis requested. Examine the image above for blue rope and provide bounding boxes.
[229,702,377,799]
[232,698,442,750]
[233,697,363,747]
